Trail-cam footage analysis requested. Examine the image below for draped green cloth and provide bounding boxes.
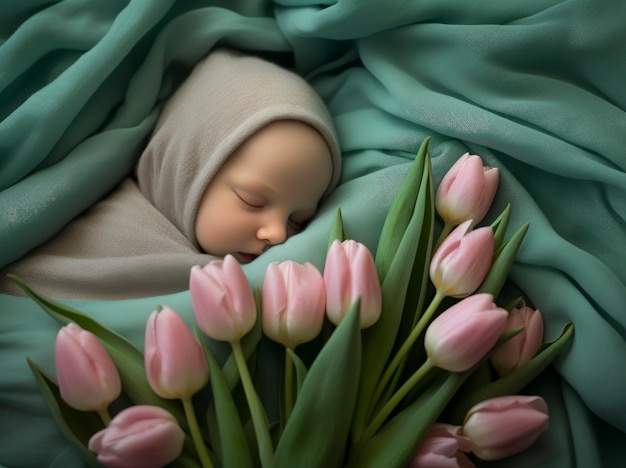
[1,1,625,467]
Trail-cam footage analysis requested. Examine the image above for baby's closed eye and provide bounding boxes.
[235,190,265,210]
[288,218,306,233]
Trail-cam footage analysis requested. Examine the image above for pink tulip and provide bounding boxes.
[429,220,494,298]
[144,306,209,399]
[324,239,382,329]
[436,153,499,227]
[490,306,544,376]
[408,423,475,468]
[262,261,326,349]
[88,405,185,468]
[424,294,508,372]
[462,395,549,461]
[190,254,257,342]
[55,323,121,412]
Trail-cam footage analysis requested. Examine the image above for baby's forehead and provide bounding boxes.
[200,122,330,213]
[223,120,329,164]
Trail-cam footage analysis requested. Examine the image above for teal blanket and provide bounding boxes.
[1,1,625,466]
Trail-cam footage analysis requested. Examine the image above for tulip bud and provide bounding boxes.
[55,323,121,412]
[490,306,544,376]
[88,405,185,468]
[408,423,475,468]
[190,255,257,342]
[144,306,209,399]
[429,220,494,298]
[424,293,508,372]
[324,239,382,329]
[436,153,499,227]
[262,261,326,349]
[462,395,549,461]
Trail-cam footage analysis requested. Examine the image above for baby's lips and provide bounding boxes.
[237,252,260,263]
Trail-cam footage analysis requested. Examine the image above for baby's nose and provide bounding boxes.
[257,217,288,246]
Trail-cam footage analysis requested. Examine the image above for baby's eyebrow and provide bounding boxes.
[238,179,319,219]
[239,181,276,200]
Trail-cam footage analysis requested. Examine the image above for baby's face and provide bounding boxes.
[194,120,334,263]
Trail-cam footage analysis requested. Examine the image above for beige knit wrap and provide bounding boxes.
[0,49,341,300]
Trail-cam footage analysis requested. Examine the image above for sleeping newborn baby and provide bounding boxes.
[0,49,341,300]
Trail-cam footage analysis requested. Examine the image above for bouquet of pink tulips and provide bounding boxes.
[14,137,573,468]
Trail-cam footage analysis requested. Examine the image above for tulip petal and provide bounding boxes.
[425,294,508,372]
[491,306,544,375]
[324,240,382,329]
[436,153,499,226]
[191,257,257,342]
[430,221,494,298]
[55,323,121,412]
[89,406,185,468]
[462,396,549,461]
[263,261,326,348]
[144,307,208,399]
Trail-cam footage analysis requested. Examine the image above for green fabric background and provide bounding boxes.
[1,1,625,466]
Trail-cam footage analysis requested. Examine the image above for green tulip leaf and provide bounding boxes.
[375,137,430,282]
[352,142,433,438]
[272,299,362,468]
[27,358,101,467]
[398,162,435,340]
[10,275,187,428]
[347,370,469,468]
[375,166,435,417]
[476,222,529,298]
[198,330,254,468]
[388,162,435,386]
[328,207,347,249]
[445,322,574,424]
[490,203,511,250]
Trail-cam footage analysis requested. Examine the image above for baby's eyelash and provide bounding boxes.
[288,218,306,231]
[235,192,264,210]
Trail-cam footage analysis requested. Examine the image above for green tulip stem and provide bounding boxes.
[355,359,435,454]
[181,395,214,468]
[367,290,445,423]
[97,407,111,426]
[434,221,455,251]
[231,339,274,468]
[284,347,295,423]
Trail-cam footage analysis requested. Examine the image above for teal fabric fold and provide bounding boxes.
[0,1,290,267]
[1,1,625,467]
